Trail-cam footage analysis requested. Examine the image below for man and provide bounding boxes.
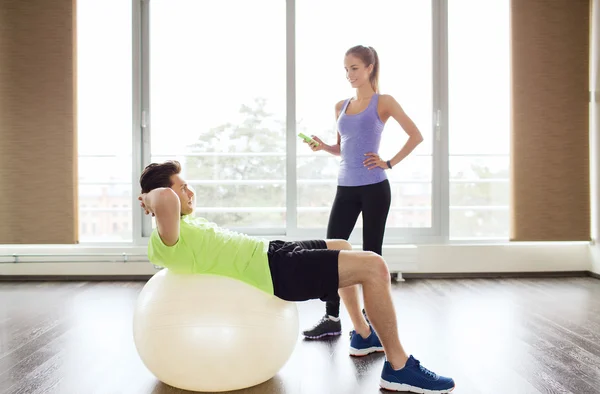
[138,160,455,393]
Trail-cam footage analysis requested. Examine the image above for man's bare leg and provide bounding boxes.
[324,241,455,392]
[337,249,409,370]
[325,240,370,338]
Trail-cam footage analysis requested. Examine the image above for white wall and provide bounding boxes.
[415,243,590,274]
[0,243,591,277]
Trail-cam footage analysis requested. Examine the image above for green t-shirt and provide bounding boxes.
[148,215,273,295]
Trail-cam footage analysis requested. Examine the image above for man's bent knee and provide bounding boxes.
[367,253,390,283]
[338,250,389,288]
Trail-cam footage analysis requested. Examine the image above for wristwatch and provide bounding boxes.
[386,160,392,169]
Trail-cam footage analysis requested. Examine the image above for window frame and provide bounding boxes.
[125,0,507,245]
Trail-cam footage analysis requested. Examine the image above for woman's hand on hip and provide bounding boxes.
[363,152,388,170]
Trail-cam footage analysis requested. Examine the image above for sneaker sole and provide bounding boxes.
[303,331,342,339]
[379,378,455,393]
[349,345,385,356]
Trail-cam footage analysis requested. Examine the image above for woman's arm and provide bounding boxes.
[364,95,424,170]
[307,100,345,156]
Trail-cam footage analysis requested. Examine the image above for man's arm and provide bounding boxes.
[139,188,181,246]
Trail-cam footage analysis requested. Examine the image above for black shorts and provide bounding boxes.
[267,239,340,302]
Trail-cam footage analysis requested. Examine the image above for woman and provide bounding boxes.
[302,45,424,339]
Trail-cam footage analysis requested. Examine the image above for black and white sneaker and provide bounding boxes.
[302,315,342,339]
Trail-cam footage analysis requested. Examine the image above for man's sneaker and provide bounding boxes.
[349,326,384,356]
[302,315,342,339]
[380,355,455,393]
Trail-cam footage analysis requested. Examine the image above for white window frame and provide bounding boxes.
[131,0,465,245]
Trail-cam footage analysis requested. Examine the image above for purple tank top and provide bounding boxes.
[337,93,387,187]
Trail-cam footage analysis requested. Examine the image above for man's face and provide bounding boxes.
[169,174,195,215]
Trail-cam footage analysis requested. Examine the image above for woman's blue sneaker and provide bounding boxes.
[349,326,385,356]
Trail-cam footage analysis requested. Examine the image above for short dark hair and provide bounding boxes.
[139,160,182,193]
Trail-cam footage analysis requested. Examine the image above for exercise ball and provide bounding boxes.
[133,269,299,392]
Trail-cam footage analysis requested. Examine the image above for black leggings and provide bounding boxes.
[325,179,391,317]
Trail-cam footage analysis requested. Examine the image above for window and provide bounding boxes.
[77,0,510,243]
[77,0,133,242]
[448,0,510,239]
[148,0,286,231]
[295,0,433,242]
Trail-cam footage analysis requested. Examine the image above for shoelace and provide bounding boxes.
[310,315,330,331]
[414,359,437,379]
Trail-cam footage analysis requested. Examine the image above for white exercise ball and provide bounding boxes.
[133,269,299,392]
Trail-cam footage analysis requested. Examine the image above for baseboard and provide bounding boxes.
[0,275,152,281]
[2,271,597,282]
[588,271,600,280]
[402,271,591,279]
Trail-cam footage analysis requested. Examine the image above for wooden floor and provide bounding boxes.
[1,277,600,394]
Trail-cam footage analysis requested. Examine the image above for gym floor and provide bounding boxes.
[1,277,600,394]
